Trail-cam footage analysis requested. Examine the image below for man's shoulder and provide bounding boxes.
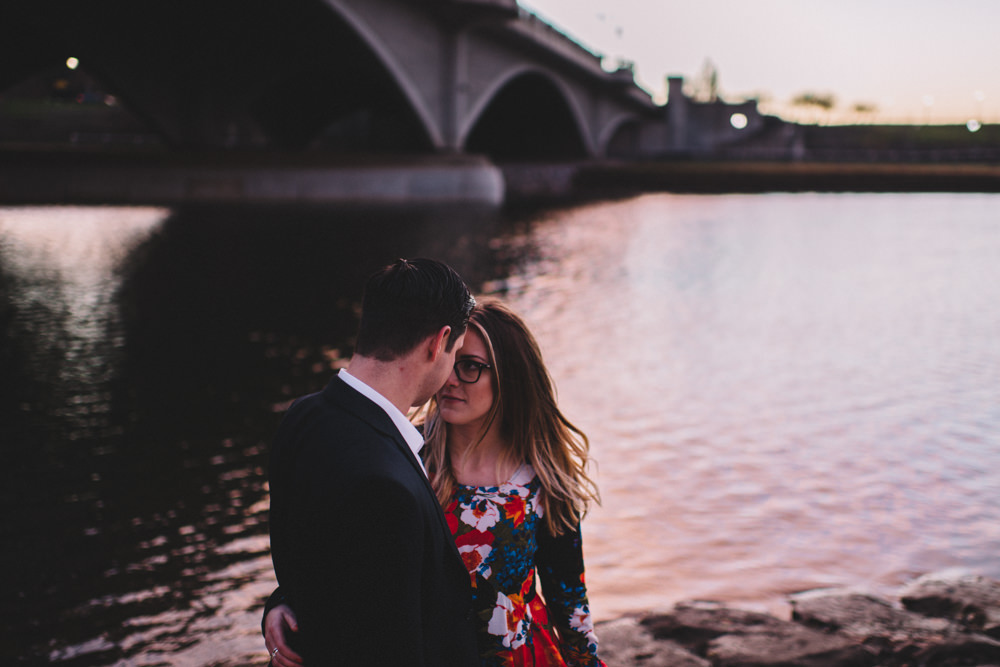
[279,377,368,429]
[277,394,408,466]
[279,399,385,453]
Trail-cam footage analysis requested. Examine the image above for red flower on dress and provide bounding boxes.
[454,528,495,549]
[455,529,495,585]
[504,495,526,526]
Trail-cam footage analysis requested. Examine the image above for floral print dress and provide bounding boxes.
[445,463,606,667]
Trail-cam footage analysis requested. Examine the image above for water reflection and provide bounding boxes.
[113,204,510,435]
[0,204,514,665]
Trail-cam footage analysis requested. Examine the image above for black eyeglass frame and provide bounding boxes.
[454,359,492,384]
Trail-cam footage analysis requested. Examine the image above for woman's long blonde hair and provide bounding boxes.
[422,298,600,536]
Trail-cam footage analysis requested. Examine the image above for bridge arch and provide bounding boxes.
[461,66,593,160]
[320,0,442,149]
[599,113,643,157]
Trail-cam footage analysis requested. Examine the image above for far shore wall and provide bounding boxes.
[4,153,1000,209]
[0,153,506,207]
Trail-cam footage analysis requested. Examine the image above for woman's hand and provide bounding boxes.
[264,604,304,667]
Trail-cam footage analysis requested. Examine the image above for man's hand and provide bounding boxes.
[264,604,304,667]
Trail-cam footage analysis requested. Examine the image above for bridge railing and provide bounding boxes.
[514,6,604,69]
[511,6,656,108]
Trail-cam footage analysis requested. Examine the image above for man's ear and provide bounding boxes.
[427,326,451,361]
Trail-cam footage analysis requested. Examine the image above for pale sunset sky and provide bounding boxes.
[521,0,1000,125]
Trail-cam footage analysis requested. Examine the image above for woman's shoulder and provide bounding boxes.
[506,462,537,488]
[494,463,542,501]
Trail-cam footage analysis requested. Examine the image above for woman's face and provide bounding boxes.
[436,327,495,428]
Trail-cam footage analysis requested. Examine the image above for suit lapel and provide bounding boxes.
[321,377,461,551]
[323,376,427,476]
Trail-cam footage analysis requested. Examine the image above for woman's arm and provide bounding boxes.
[535,521,607,667]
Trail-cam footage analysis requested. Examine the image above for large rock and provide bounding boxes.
[791,589,1000,665]
[792,591,954,647]
[597,616,711,667]
[595,575,1000,667]
[640,601,876,667]
[900,572,1000,639]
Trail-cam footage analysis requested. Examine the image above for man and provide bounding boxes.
[265,258,479,666]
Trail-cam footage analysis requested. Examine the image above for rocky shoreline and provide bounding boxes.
[597,572,1000,666]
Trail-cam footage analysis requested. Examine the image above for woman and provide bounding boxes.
[264,299,606,666]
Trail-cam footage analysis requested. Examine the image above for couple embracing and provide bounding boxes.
[264,258,606,667]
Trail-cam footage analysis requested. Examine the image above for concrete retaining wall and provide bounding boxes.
[0,154,506,207]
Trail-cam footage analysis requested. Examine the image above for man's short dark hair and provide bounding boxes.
[355,258,474,361]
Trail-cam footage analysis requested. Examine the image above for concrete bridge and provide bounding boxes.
[1,0,662,160]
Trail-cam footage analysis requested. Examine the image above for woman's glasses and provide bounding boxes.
[454,359,491,384]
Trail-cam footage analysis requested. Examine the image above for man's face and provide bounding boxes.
[413,330,465,407]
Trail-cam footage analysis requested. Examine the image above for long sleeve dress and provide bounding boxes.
[446,463,606,667]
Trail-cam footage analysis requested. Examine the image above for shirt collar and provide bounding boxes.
[338,368,426,475]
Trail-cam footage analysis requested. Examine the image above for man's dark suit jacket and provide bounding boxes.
[268,374,479,666]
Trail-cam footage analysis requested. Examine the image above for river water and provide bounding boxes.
[2,193,999,665]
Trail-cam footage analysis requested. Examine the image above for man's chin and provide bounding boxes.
[412,384,443,408]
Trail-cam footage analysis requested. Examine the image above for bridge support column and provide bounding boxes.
[442,29,471,152]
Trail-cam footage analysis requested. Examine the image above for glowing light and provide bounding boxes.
[967,119,982,132]
[730,112,748,129]
[66,57,79,70]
